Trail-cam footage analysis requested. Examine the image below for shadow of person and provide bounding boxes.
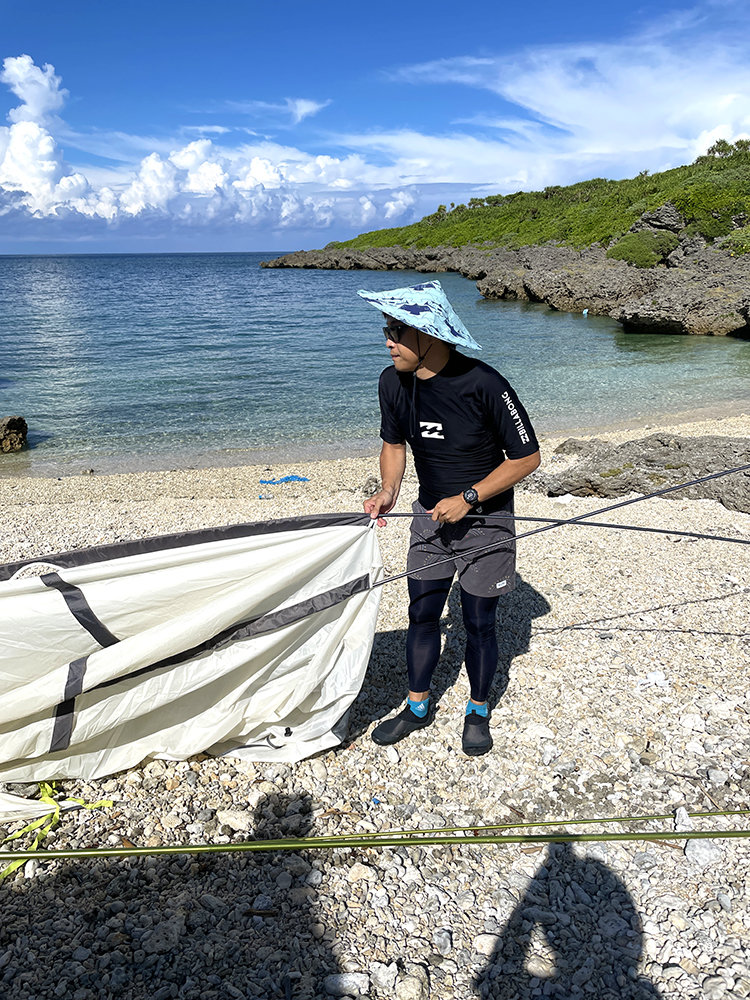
[0,790,340,1000]
[443,575,551,710]
[346,572,550,739]
[475,842,663,1000]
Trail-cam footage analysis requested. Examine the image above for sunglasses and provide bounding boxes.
[382,322,408,342]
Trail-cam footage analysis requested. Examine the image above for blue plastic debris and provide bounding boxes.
[259,475,310,485]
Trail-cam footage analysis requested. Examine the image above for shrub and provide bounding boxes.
[605,231,679,268]
[722,224,750,256]
[336,142,750,252]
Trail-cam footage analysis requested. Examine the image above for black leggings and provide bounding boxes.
[406,576,499,702]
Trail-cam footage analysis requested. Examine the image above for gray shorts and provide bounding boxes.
[407,500,517,598]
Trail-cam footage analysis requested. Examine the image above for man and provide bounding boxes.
[360,280,540,756]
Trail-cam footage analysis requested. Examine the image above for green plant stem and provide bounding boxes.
[1,826,749,864]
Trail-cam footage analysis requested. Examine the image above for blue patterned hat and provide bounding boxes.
[358,279,482,351]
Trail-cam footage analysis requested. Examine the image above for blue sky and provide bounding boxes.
[1,0,749,252]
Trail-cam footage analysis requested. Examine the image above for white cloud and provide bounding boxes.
[391,24,750,176]
[384,190,415,220]
[358,196,376,225]
[223,96,331,125]
[0,120,92,216]
[2,12,750,247]
[182,124,232,135]
[286,98,331,124]
[0,54,67,125]
[0,59,397,234]
[232,156,284,190]
[119,153,178,215]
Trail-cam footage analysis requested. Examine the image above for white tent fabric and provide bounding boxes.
[0,791,65,824]
[0,515,383,820]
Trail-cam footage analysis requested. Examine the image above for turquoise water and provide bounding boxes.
[1,252,748,477]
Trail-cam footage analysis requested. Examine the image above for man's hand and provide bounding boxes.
[429,494,471,524]
[364,488,396,527]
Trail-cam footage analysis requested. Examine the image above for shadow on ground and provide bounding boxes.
[475,842,663,999]
[0,793,342,1000]
[347,574,551,738]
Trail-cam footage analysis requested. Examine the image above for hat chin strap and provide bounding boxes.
[415,331,433,371]
[409,332,433,439]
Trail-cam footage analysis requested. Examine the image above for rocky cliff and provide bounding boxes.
[261,212,750,338]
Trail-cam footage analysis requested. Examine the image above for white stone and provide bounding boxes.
[670,912,691,931]
[473,933,501,956]
[310,759,328,781]
[702,974,727,999]
[527,955,555,977]
[396,976,428,1000]
[525,723,556,741]
[216,808,252,832]
[674,806,694,832]
[433,927,452,955]
[347,862,375,882]
[386,745,400,764]
[371,962,398,992]
[685,838,723,869]
[324,973,369,996]
[680,713,705,732]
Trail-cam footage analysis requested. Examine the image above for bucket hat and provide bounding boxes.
[358,279,482,351]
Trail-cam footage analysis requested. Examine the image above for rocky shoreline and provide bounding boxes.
[1,413,749,999]
[261,240,750,340]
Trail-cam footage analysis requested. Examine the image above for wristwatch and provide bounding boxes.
[462,487,480,507]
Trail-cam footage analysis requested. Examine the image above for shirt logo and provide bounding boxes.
[500,391,530,445]
[420,421,444,439]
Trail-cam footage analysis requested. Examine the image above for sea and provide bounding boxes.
[1,252,749,478]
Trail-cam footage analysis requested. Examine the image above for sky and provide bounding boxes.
[1,0,749,253]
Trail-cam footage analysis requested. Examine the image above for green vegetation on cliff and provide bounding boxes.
[605,231,680,268]
[330,140,750,253]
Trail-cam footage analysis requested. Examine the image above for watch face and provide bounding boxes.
[463,488,479,506]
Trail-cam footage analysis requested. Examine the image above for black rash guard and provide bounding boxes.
[378,351,539,513]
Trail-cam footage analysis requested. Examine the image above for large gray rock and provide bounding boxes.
[629,201,686,233]
[540,434,750,513]
[0,416,27,453]
[260,237,750,338]
[615,247,750,336]
[496,245,659,315]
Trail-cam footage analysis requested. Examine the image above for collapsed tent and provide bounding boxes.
[0,514,383,814]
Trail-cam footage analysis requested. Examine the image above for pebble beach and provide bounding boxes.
[1,410,749,1000]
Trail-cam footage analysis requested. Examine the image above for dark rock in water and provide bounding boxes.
[539,434,750,513]
[0,416,28,453]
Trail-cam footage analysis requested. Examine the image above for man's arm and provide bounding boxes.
[364,441,407,527]
[430,450,541,524]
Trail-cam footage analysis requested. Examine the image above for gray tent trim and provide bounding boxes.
[48,572,372,753]
[0,513,372,582]
[41,573,120,647]
[0,513,383,788]
[51,656,89,753]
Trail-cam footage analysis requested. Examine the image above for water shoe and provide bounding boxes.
[462,712,493,756]
[372,702,435,745]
